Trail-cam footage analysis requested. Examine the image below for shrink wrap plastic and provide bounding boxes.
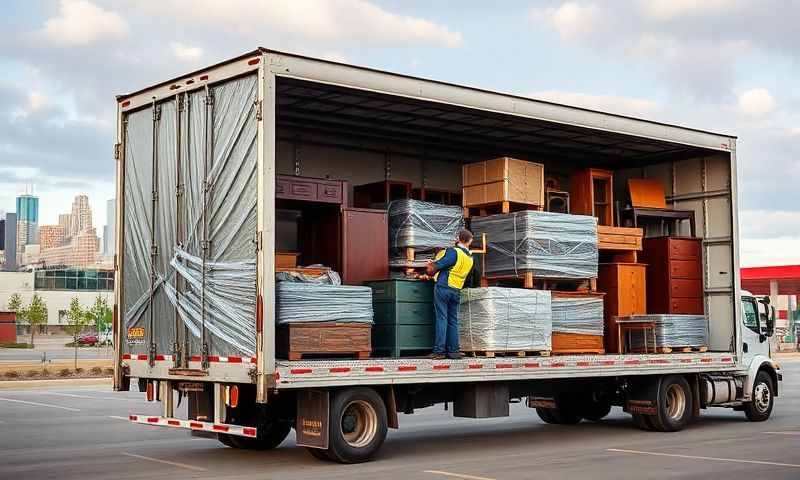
[551,295,604,335]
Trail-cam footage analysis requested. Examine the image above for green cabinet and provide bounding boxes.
[365,279,435,357]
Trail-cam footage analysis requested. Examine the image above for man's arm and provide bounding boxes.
[432,248,457,272]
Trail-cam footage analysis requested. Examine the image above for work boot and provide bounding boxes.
[428,353,445,360]
[446,352,464,360]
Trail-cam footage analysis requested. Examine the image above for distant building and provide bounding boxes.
[4,213,17,271]
[0,217,4,251]
[70,194,92,238]
[16,194,39,263]
[0,269,114,334]
[21,244,40,266]
[39,227,100,268]
[58,213,72,242]
[39,225,66,251]
[103,198,116,257]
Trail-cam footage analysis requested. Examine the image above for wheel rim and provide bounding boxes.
[753,382,771,413]
[340,400,377,448]
[665,384,686,421]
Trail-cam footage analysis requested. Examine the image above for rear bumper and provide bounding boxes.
[129,414,257,438]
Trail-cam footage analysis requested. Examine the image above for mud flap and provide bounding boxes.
[296,389,329,449]
[625,377,660,416]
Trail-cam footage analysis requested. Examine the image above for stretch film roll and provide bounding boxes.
[459,287,552,352]
[470,211,598,279]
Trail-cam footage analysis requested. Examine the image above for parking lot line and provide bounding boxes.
[763,431,800,435]
[38,391,125,402]
[607,448,800,468]
[122,452,207,472]
[0,397,80,412]
[424,470,496,480]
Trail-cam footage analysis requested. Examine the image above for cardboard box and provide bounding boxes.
[462,157,544,207]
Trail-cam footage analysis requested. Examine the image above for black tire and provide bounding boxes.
[536,407,558,424]
[744,370,774,422]
[326,387,388,464]
[650,375,693,432]
[632,413,655,431]
[582,401,612,422]
[219,421,291,450]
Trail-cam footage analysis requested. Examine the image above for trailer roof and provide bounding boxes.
[118,48,736,164]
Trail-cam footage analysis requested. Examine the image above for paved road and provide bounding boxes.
[0,359,797,480]
[0,335,112,362]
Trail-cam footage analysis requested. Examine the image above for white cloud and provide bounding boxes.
[132,0,462,47]
[37,0,129,46]
[738,88,775,116]
[530,2,602,40]
[740,237,800,267]
[638,0,741,20]
[170,42,203,62]
[526,90,660,117]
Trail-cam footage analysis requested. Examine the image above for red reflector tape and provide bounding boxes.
[398,366,417,372]
[624,360,641,365]
[154,354,166,361]
[122,354,131,360]
[433,364,450,370]
[190,422,203,429]
[186,79,194,85]
[250,357,257,363]
[648,359,669,364]
[129,415,137,421]
[207,355,220,363]
[599,360,616,366]
[247,58,260,65]
[226,357,243,363]
[701,358,713,363]
[212,425,229,432]
[468,364,483,369]
[199,75,209,81]
[524,362,540,368]
[121,100,130,107]
[721,357,732,362]
[329,367,350,373]
[167,420,180,426]
[189,355,201,362]
[365,366,384,372]
[681,358,693,363]
[495,363,513,369]
[169,84,180,90]
[290,368,312,374]
[147,417,159,423]
[576,361,590,367]
[242,427,257,437]
[549,362,566,368]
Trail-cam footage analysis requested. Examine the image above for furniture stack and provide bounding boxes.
[388,199,464,269]
[551,292,605,355]
[365,279,435,358]
[626,314,709,353]
[462,157,544,218]
[640,237,704,315]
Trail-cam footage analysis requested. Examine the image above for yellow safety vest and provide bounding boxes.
[433,246,474,290]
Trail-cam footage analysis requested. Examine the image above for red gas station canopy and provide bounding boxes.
[741,265,800,295]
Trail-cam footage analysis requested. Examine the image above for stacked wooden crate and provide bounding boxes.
[462,157,544,217]
[365,279,435,358]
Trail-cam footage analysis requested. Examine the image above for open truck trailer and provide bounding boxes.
[113,48,782,463]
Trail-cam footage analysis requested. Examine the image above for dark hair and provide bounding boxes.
[458,229,473,243]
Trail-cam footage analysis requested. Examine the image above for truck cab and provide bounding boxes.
[739,290,781,421]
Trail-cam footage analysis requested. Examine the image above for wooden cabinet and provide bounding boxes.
[462,157,544,208]
[640,237,704,314]
[301,207,389,285]
[277,174,346,205]
[411,187,462,206]
[570,168,614,226]
[366,279,435,357]
[277,322,371,360]
[597,263,646,353]
[354,180,412,207]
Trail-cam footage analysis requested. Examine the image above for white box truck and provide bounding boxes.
[113,48,782,463]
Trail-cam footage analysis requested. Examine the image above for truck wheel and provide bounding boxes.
[219,421,291,450]
[535,407,558,424]
[744,371,774,422]
[306,447,332,461]
[326,387,388,463]
[650,375,692,432]
[631,413,655,431]
[582,401,612,422]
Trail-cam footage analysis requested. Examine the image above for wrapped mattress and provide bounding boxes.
[551,294,604,335]
[459,287,552,352]
[276,282,373,325]
[470,211,598,279]
[389,199,464,266]
[627,314,708,349]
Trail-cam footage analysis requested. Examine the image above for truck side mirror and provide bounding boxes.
[758,298,775,338]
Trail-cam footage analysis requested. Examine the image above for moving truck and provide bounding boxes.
[113,48,782,463]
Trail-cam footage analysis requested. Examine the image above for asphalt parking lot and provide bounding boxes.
[0,357,797,480]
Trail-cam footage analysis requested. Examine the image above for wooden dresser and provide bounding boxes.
[597,263,647,353]
[365,279,435,358]
[640,237,704,314]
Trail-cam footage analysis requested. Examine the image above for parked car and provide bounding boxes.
[77,334,99,346]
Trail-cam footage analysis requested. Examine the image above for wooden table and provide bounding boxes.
[621,207,696,238]
[615,317,658,354]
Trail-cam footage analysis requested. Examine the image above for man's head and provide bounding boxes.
[457,229,474,248]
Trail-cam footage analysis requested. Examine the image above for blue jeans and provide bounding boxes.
[433,285,460,354]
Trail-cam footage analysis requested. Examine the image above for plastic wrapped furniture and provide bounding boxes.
[470,211,598,280]
[389,199,464,267]
[627,314,708,351]
[276,283,374,325]
[550,292,605,355]
[459,287,551,354]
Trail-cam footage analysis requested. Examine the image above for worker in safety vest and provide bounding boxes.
[426,229,474,359]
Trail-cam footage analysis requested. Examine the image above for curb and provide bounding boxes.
[0,377,112,390]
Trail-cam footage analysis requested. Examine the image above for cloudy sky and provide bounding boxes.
[1,0,798,266]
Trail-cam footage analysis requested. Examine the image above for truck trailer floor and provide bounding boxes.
[0,358,797,480]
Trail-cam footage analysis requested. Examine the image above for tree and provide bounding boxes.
[7,293,22,314]
[88,294,111,343]
[64,297,89,369]
[24,294,48,348]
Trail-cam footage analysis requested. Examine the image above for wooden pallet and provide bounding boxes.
[655,345,709,354]
[480,272,597,292]
[464,350,551,358]
[278,322,372,361]
[463,201,543,219]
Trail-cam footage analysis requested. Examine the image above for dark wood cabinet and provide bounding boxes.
[301,207,389,285]
[640,237,704,314]
[277,174,346,205]
[411,187,462,206]
[354,180,412,207]
[570,168,614,226]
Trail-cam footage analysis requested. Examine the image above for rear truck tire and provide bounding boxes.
[650,375,693,432]
[535,407,558,424]
[306,447,333,461]
[535,396,582,425]
[744,370,775,422]
[632,413,655,431]
[581,401,612,422]
[326,387,388,464]
[218,418,291,450]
